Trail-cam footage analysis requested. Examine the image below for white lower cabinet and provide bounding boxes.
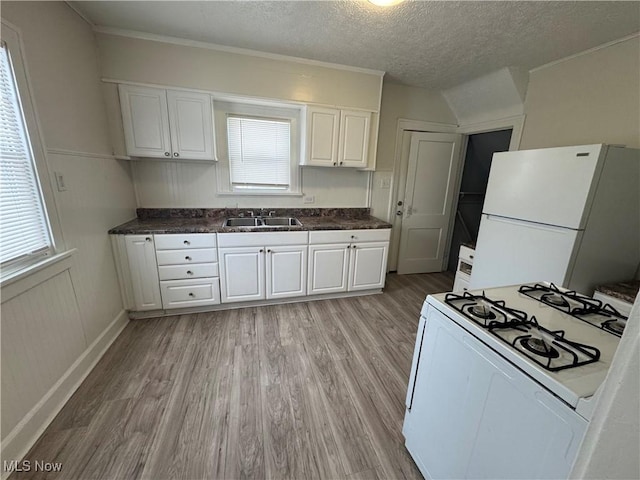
[266,245,308,300]
[112,229,389,313]
[160,277,221,308]
[308,229,390,296]
[348,241,389,291]
[124,235,162,311]
[219,247,265,303]
[308,244,350,294]
[218,232,309,304]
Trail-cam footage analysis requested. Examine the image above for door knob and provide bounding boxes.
[397,201,403,206]
[396,211,403,216]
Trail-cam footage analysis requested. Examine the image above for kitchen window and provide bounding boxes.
[215,100,301,195]
[0,34,54,277]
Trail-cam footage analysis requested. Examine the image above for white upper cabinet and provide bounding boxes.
[119,85,215,161]
[338,110,370,168]
[119,85,172,158]
[166,90,215,161]
[303,106,371,168]
[306,107,340,167]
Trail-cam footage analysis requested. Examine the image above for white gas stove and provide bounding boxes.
[403,282,625,480]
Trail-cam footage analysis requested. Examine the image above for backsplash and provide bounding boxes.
[136,207,372,219]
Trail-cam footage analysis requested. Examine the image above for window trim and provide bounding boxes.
[214,99,302,196]
[1,21,65,280]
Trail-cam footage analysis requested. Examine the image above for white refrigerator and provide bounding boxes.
[469,144,639,295]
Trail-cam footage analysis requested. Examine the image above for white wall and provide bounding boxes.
[0,1,136,466]
[371,82,457,221]
[521,35,640,150]
[96,31,383,209]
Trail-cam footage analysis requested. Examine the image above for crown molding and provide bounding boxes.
[530,32,640,74]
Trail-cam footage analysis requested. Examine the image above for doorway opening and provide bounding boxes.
[447,129,512,272]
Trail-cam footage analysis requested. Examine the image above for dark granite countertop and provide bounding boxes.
[595,280,640,304]
[108,208,391,234]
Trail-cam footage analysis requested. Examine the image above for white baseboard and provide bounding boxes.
[129,289,382,319]
[1,310,129,477]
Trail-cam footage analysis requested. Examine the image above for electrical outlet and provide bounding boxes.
[380,177,391,189]
[303,195,315,204]
[54,172,67,192]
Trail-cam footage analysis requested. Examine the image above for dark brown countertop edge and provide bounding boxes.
[595,280,640,304]
[109,208,391,235]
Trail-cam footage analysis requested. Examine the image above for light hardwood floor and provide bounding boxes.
[12,272,453,480]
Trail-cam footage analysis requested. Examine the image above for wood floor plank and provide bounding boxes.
[12,273,453,480]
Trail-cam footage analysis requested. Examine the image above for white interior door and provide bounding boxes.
[397,132,462,274]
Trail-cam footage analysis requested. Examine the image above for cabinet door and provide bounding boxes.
[166,90,215,161]
[307,244,350,295]
[119,85,171,158]
[338,110,370,168]
[124,235,162,311]
[348,241,388,291]
[266,245,307,300]
[219,247,265,303]
[305,106,340,167]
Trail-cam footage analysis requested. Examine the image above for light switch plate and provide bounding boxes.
[303,195,315,204]
[54,172,67,192]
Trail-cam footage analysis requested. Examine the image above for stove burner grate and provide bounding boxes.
[603,319,625,336]
[541,293,569,308]
[521,337,560,359]
[468,304,495,320]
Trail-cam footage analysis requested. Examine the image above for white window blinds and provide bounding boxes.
[0,42,52,268]
[227,116,291,189]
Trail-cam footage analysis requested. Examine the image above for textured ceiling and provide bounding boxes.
[72,1,640,90]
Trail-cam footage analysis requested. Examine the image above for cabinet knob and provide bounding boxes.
[173,152,180,157]
[350,235,355,239]
[183,240,190,245]
[267,249,271,253]
[259,249,264,253]
[333,162,337,166]
[186,270,193,276]
[340,161,344,166]
[164,152,170,157]
[145,237,152,242]
[188,292,195,298]
[185,256,192,261]
[352,245,357,249]
[470,255,474,259]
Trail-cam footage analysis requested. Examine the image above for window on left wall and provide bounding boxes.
[0,38,54,275]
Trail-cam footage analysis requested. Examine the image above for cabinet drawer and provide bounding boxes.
[158,262,219,281]
[160,277,221,309]
[309,229,390,244]
[459,245,475,264]
[156,248,217,265]
[154,233,216,250]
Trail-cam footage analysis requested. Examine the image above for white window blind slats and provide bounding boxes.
[227,116,291,189]
[0,42,52,268]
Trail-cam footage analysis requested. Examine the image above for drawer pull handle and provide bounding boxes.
[186,270,193,276]
[470,255,474,259]
[188,292,195,298]
[185,256,192,261]
[183,240,191,245]
[145,237,152,242]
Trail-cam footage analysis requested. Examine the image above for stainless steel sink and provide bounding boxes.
[223,217,302,228]
[223,218,263,227]
[262,217,302,226]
